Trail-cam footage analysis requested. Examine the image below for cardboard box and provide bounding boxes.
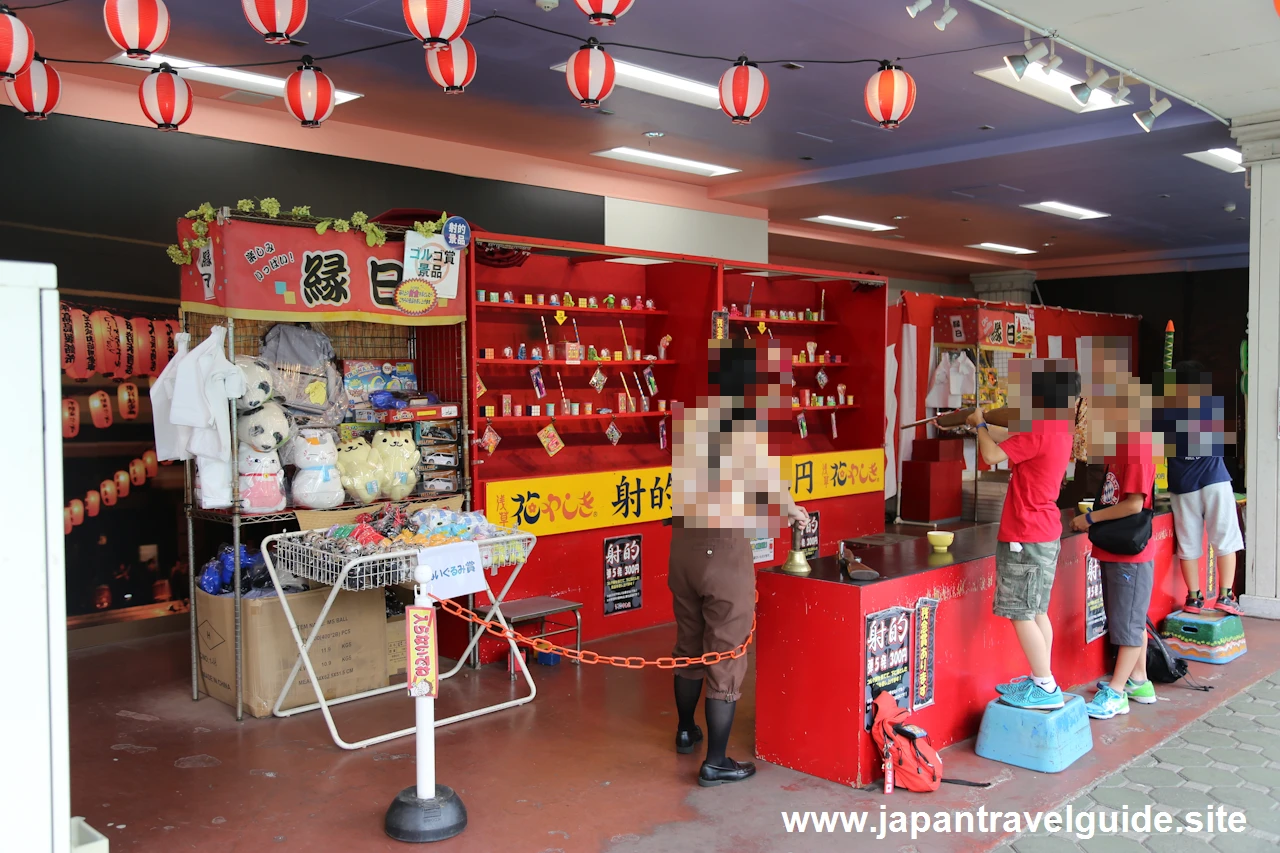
[387,613,407,685]
[196,586,387,719]
[379,405,460,424]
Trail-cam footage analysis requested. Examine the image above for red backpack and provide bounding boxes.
[869,692,943,793]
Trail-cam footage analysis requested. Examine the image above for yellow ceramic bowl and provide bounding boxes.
[926,531,955,553]
[1078,500,1095,515]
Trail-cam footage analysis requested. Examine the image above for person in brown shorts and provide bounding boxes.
[669,339,808,787]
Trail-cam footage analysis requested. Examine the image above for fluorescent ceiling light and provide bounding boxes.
[551,58,719,109]
[1184,148,1244,174]
[107,52,364,105]
[975,60,1129,113]
[967,242,1037,255]
[1020,201,1110,220]
[803,215,897,232]
[592,147,739,177]
[605,257,668,265]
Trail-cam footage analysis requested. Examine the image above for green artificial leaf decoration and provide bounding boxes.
[184,209,198,219]
[315,219,332,235]
[166,244,191,265]
[333,218,350,233]
[363,223,387,247]
[195,202,216,221]
[192,219,208,237]
[236,199,255,213]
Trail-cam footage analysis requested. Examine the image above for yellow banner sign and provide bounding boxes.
[406,606,438,699]
[486,466,673,536]
[1156,459,1168,491]
[785,449,885,502]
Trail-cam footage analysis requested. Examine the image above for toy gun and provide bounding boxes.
[902,407,1015,430]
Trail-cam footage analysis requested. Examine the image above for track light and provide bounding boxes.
[905,0,932,18]
[1069,68,1109,105]
[1003,42,1048,81]
[1133,97,1171,132]
[1112,84,1131,105]
[1042,54,1063,73]
[934,1,958,30]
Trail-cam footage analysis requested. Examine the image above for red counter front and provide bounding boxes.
[756,510,1183,787]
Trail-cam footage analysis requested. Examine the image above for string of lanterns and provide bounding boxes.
[59,302,181,382]
[2,0,923,134]
[64,448,160,535]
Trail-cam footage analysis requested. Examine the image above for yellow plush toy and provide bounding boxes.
[371,429,421,501]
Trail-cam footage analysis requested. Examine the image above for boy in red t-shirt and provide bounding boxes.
[968,359,1079,711]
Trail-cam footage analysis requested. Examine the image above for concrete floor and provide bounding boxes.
[71,617,1280,852]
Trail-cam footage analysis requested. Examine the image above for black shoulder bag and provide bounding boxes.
[1086,465,1155,556]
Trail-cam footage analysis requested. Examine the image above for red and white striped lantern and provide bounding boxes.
[403,0,470,50]
[565,39,615,109]
[139,63,193,131]
[4,54,58,118]
[864,62,916,129]
[0,6,34,82]
[284,57,335,127]
[574,0,634,26]
[718,56,768,125]
[104,0,170,60]
[426,37,476,94]
[241,0,308,45]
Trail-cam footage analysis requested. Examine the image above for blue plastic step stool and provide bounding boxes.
[974,693,1093,773]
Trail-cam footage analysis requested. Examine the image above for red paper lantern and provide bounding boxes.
[139,63,192,131]
[864,62,916,129]
[565,39,615,109]
[154,318,179,375]
[104,0,170,60]
[403,0,469,50]
[284,57,335,128]
[718,56,768,125]
[129,458,146,486]
[4,54,59,119]
[63,507,72,535]
[89,390,114,428]
[129,317,155,376]
[142,448,158,477]
[426,37,476,94]
[574,0,634,26]
[0,6,33,82]
[100,479,118,507]
[115,312,136,378]
[118,382,140,420]
[241,0,307,45]
[60,304,96,381]
[114,469,131,499]
[62,398,80,439]
[89,310,124,379]
[85,490,101,517]
[69,498,85,527]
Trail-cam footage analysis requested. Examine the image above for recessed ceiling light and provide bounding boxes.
[803,215,897,232]
[551,58,719,109]
[782,62,804,70]
[975,61,1129,113]
[1184,148,1245,174]
[1021,200,1110,220]
[107,52,363,104]
[893,215,909,220]
[643,131,666,138]
[967,242,1037,255]
[592,147,739,177]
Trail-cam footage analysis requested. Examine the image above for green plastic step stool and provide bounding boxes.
[1160,610,1246,664]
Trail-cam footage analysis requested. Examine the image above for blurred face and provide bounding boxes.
[1087,339,1153,462]
[1005,358,1079,431]
[705,340,793,420]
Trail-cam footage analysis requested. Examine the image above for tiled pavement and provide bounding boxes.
[998,672,1280,853]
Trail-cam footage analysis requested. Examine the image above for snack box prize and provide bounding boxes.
[342,360,418,403]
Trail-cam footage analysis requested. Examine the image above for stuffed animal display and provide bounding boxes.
[238,401,291,452]
[336,437,383,505]
[290,429,344,509]
[371,429,420,501]
[235,356,275,413]
[236,443,287,514]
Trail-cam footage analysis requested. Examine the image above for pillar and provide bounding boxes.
[1233,113,1280,618]
[969,269,1038,303]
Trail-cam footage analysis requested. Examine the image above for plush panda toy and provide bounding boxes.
[235,356,275,413]
[237,443,287,514]
[290,429,344,509]
[336,437,383,505]
[237,401,291,452]
[371,429,421,501]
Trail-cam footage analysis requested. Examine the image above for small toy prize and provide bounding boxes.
[530,366,547,399]
[481,423,502,455]
[590,367,608,393]
[816,368,829,390]
[537,423,565,458]
[605,419,622,446]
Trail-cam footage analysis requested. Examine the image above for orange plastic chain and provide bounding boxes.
[430,594,755,669]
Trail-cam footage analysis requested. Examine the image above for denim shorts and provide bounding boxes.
[993,540,1061,620]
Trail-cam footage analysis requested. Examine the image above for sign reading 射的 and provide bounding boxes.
[865,606,913,730]
[799,510,820,558]
[1085,552,1108,644]
[785,449,884,502]
[604,533,643,615]
[405,605,438,699]
[912,598,938,711]
[486,467,672,537]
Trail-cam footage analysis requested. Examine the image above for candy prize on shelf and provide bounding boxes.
[530,366,548,399]
[807,341,818,363]
[798,412,809,439]
[589,366,608,393]
[837,383,847,405]
[480,423,502,455]
[475,374,487,399]
[658,335,672,360]
[830,412,838,439]
[605,418,622,446]
[642,365,659,395]
[537,423,565,458]
[659,417,668,450]
[816,368,829,390]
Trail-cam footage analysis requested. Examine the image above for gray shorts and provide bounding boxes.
[994,540,1061,621]
[1170,482,1244,559]
[1101,560,1155,647]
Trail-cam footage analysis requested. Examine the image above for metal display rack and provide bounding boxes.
[261,527,538,750]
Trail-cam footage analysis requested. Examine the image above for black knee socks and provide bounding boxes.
[674,675,702,732]
[704,697,736,766]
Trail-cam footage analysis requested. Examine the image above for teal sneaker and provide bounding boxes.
[1000,679,1065,710]
[1094,677,1157,704]
[1086,686,1130,719]
[995,675,1031,695]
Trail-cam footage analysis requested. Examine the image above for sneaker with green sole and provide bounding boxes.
[1094,677,1157,704]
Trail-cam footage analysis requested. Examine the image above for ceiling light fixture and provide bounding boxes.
[1112,83,1131,105]
[1070,68,1110,106]
[1133,96,1171,132]
[1042,53,1063,74]
[551,57,719,109]
[967,242,1037,255]
[1003,42,1048,80]
[975,59,1128,113]
[1184,147,1245,174]
[803,215,897,232]
[905,0,932,18]
[1020,200,1110,220]
[592,147,739,176]
[643,130,665,137]
[107,51,363,104]
[934,0,958,30]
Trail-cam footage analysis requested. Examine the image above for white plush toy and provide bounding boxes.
[371,429,420,501]
[235,356,275,413]
[237,443,286,513]
[290,429,343,509]
[238,401,291,452]
[336,437,382,505]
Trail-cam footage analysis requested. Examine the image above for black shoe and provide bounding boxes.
[676,725,703,755]
[698,758,756,787]
[1184,592,1204,614]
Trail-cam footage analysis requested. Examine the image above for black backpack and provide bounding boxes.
[1146,618,1211,691]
